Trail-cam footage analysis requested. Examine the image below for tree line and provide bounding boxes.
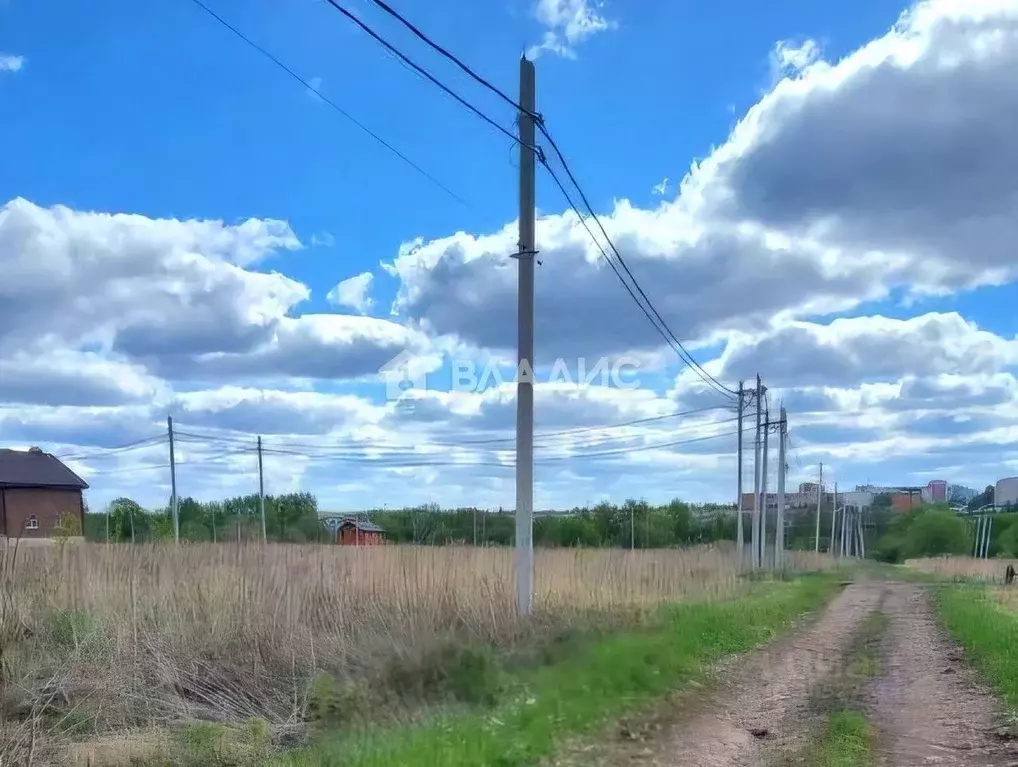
[84,494,740,548]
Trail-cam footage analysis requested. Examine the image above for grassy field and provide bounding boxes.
[0,541,834,764]
[904,555,1016,581]
[935,583,1018,711]
[284,574,842,766]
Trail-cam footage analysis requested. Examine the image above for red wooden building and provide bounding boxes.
[336,519,386,546]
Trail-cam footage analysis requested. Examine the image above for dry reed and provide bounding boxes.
[0,541,833,762]
[905,556,1015,582]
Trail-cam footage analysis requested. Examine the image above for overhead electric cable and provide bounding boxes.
[320,0,536,152]
[184,0,467,206]
[538,134,736,398]
[363,0,538,120]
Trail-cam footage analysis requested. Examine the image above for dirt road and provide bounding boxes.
[573,581,1018,766]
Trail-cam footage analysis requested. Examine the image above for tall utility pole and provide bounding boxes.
[167,416,179,542]
[815,462,823,552]
[515,55,537,617]
[984,516,994,558]
[973,517,983,557]
[736,381,745,569]
[837,483,847,557]
[760,408,770,568]
[257,436,266,542]
[752,375,763,569]
[776,407,787,569]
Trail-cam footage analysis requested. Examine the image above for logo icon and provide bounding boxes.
[379,350,425,401]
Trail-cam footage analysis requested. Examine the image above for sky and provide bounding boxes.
[3,0,1018,512]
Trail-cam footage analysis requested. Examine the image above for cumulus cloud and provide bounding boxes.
[391,0,1018,364]
[0,55,23,72]
[327,272,374,314]
[718,313,1018,387]
[8,0,1018,510]
[770,39,821,80]
[0,350,167,407]
[527,0,615,59]
[0,198,428,384]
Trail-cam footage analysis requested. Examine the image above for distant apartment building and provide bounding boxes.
[997,477,1018,507]
[840,490,874,510]
[921,479,948,503]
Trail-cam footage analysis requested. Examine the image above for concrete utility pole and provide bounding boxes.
[829,478,838,555]
[815,462,823,552]
[752,375,763,569]
[760,408,770,568]
[515,55,537,617]
[736,381,745,569]
[984,515,994,559]
[838,483,848,557]
[973,516,984,557]
[775,407,787,569]
[257,436,266,542]
[167,416,179,543]
[856,510,865,558]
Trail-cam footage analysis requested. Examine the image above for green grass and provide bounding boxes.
[281,574,842,767]
[934,585,1018,709]
[807,711,874,766]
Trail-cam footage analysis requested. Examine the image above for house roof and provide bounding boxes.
[338,519,384,533]
[0,449,89,490]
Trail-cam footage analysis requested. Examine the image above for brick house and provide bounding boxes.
[0,448,88,538]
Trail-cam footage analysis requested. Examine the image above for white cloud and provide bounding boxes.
[770,39,821,81]
[527,0,615,59]
[0,198,420,382]
[390,0,1018,362]
[327,272,375,314]
[311,232,335,248]
[0,54,23,73]
[9,0,1018,510]
[718,313,1018,387]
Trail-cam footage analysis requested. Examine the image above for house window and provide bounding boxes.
[26,515,38,530]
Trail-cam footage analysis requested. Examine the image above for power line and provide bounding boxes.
[363,0,537,120]
[539,158,733,399]
[57,434,165,462]
[184,0,467,207]
[308,0,731,399]
[320,0,535,152]
[538,134,736,399]
[540,423,750,462]
[171,403,734,455]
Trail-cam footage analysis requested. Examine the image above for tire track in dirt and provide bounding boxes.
[607,582,885,766]
[872,583,1018,766]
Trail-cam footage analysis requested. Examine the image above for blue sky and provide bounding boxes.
[3,0,1018,511]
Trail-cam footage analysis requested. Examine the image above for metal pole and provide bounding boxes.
[168,416,179,543]
[515,55,537,616]
[258,436,266,542]
[776,407,787,569]
[752,375,762,569]
[760,408,770,568]
[973,516,983,557]
[984,515,994,559]
[630,504,635,550]
[815,462,823,552]
[736,381,744,569]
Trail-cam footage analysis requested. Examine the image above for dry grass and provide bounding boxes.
[0,541,834,764]
[905,556,1016,582]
